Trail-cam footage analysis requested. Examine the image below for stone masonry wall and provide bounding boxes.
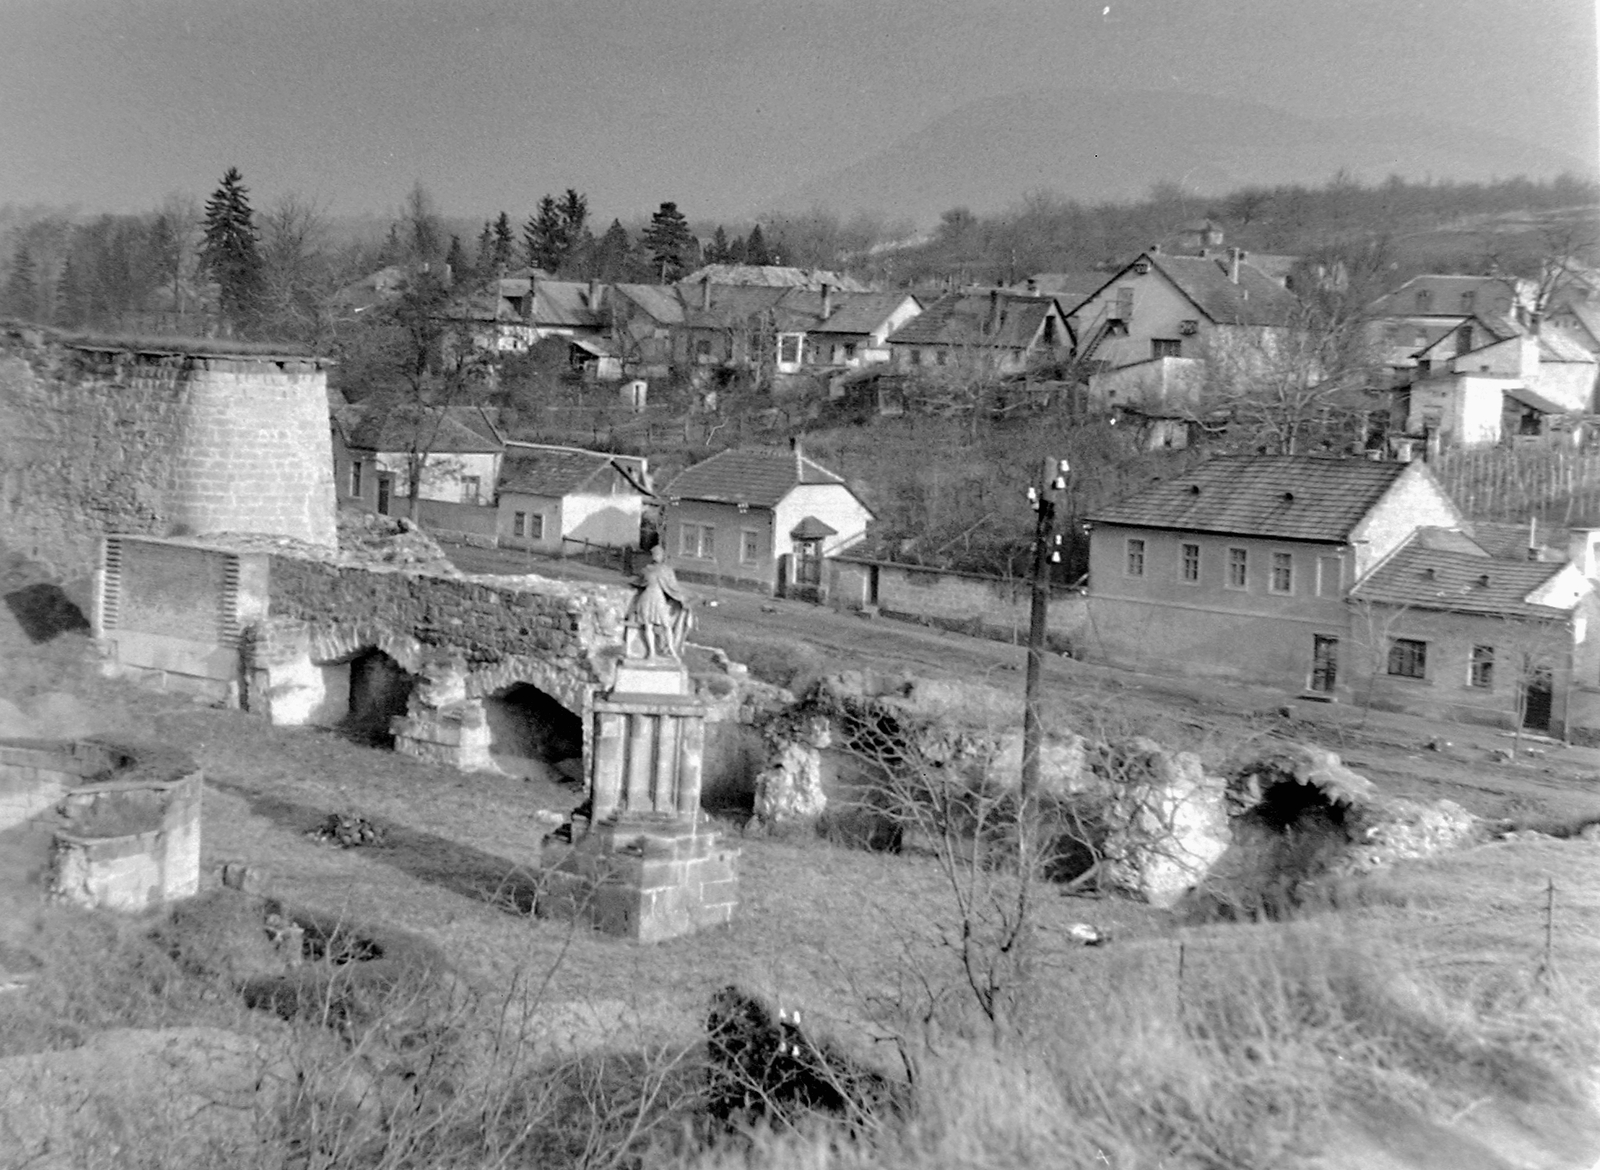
[0,332,335,584]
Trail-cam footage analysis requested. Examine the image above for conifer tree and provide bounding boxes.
[744,224,773,266]
[523,195,566,272]
[474,220,495,279]
[4,245,39,321]
[200,166,263,332]
[707,225,731,264]
[491,212,516,273]
[592,219,635,281]
[444,235,468,285]
[642,201,696,281]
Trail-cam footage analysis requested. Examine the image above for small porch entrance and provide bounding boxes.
[786,515,837,604]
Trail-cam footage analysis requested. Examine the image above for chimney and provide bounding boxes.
[1566,527,1600,577]
[820,283,833,320]
[1025,277,1039,296]
[1228,247,1242,284]
[701,276,711,311]
[588,279,600,309]
[1530,516,1539,559]
[987,289,1000,334]
[526,274,537,322]
[791,436,804,481]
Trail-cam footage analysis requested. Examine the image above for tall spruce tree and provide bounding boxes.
[744,224,772,266]
[523,196,566,272]
[200,167,263,332]
[642,201,695,281]
[491,212,516,273]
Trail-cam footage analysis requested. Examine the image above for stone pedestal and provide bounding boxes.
[536,661,739,943]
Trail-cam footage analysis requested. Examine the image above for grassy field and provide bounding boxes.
[4,604,1600,1166]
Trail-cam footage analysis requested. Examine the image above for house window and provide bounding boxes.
[460,475,481,504]
[1227,547,1248,589]
[695,338,713,361]
[842,342,857,361]
[1181,542,1200,583]
[1125,538,1146,577]
[1388,638,1427,679]
[513,511,526,537]
[936,349,949,366]
[1152,338,1182,359]
[779,335,801,364]
[1469,645,1494,689]
[910,350,923,366]
[349,460,363,498]
[1270,552,1293,594]
[740,529,761,565]
[1317,555,1342,597]
[528,513,544,540]
[680,522,715,559]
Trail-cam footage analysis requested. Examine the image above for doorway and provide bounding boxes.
[344,650,416,747]
[376,474,393,516]
[1309,635,1339,694]
[1523,666,1553,732]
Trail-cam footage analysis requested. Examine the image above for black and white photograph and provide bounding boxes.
[2,1,1599,1166]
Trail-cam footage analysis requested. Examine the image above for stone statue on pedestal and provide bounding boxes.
[628,545,692,660]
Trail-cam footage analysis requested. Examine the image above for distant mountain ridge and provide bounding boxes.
[759,88,1588,227]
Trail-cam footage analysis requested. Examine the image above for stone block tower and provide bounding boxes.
[164,354,337,547]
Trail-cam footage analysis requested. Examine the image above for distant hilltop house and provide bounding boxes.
[660,445,874,598]
[494,442,649,556]
[1080,453,1600,740]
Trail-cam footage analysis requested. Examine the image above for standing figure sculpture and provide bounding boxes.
[630,544,692,659]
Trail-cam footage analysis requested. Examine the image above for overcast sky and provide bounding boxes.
[3,0,1595,225]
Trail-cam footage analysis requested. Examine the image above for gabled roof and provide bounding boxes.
[498,444,642,498]
[612,283,685,326]
[344,403,506,454]
[1551,300,1600,346]
[1145,255,1299,327]
[1351,538,1576,618]
[808,292,921,336]
[680,265,873,292]
[664,447,867,512]
[1466,520,1566,562]
[1015,272,1106,301]
[790,516,838,539]
[680,285,815,331]
[1088,455,1415,542]
[1369,274,1529,318]
[886,290,1061,350]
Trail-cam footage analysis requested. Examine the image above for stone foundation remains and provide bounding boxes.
[0,737,202,911]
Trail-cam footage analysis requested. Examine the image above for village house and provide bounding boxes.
[801,290,923,370]
[1080,455,1463,694]
[1347,528,1600,738]
[1402,328,1597,447]
[1064,250,1300,411]
[495,443,649,556]
[674,281,828,379]
[885,289,1071,375]
[337,402,505,526]
[608,283,685,379]
[451,271,609,355]
[659,445,874,597]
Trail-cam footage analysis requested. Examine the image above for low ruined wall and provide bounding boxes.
[0,332,335,583]
[831,557,1087,651]
[0,738,203,911]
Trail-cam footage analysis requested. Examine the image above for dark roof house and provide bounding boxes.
[665,447,854,509]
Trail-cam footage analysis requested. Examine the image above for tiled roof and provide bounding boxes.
[1351,539,1573,617]
[1016,272,1106,300]
[1465,520,1565,562]
[808,292,920,336]
[1552,300,1600,345]
[664,447,852,509]
[1088,455,1414,541]
[499,444,637,498]
[886,291,1059,349]
[612,283,685,326]
[789,515,838,538]
[679,265,873,292]
[1505,386,1570,415]
[1147,255,1299,327]
[680,285,821,331]
[345,404,505,454]
[1370,275,1527,318]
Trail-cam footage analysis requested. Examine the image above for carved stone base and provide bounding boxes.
[536,815,738,944]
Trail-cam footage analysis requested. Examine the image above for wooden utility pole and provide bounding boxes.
[1021,457,1069,808]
